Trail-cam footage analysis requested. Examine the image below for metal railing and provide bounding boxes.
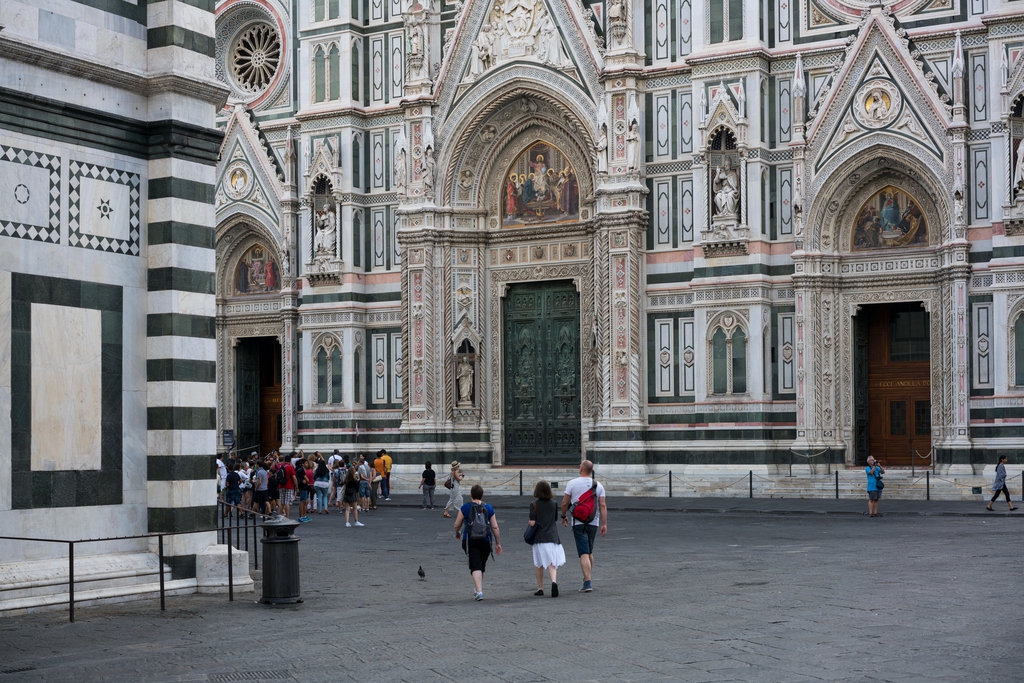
[0,499,265,623]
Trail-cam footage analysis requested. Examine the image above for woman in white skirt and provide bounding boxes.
[442,460,465,518]
[527,480,565,597]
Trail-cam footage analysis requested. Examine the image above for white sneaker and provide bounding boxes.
[354,521,364,527]
[345,522,352,527]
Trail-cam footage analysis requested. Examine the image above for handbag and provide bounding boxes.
[444,475,454,489]
[523,502,538,545]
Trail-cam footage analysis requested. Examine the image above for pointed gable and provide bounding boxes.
[216,105,285,229]
[807,7,952,176]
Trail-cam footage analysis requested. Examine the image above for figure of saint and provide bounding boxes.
[422,147,436,194]
[457,358,474,405]
[264,258,278,291]
[867,89,889,121]
[314,203,338,255]
[522,172,536,205]
[712,159,739,217]
[608,0,624,21]
[1014,139,1024,192]
[506,173,518,219]
[394,129,408,191]
[595,124,608,173]
[529,154,549,197]
[880,192,900,233]
[626,121,640,170]
[559,168,579,215]
[536,14,564,66]
[469,24,494,79]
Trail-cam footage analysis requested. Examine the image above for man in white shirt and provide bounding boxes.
[327,450,343,505]
[216,455,228,496]
[560,460,607,593]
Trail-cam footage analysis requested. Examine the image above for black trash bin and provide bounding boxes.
[260,516,302,604]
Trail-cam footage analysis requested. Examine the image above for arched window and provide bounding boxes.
[353,211,361,267]
[353,348,362,403]
[709,318,748,396]
[329,44,340,100]
[712,328,728,394]
[710,0,742,44]
[331,346,342,403]
[314,46,326,103]
[732,327,746,394]
[317,346,329,403]
[351,41,361,104]
[1016,314,1024,387]
[352,135,361,190]
[315,340,343,404]
[760,81,767,144]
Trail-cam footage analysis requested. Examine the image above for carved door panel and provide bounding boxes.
[236,341,260,454]
[504,281,581,465]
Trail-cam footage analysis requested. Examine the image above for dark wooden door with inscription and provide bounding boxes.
[865,303,932,467]
[503,281,581,465]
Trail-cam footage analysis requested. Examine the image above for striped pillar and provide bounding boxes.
[145,0,226,579]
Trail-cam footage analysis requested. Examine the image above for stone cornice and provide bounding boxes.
[0,35,229,107]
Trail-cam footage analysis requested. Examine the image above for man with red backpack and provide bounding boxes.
[561,460,607,593]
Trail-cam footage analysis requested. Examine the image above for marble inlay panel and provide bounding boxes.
[0,144,61,244]
[30,303,102,472]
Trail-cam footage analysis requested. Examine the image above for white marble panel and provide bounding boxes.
[148,157,217,185]
[77,173,132,240]
[148,429,217,457]
[147,479,216,508]
[148,243,216,271]
[147,381,217,407]
[30,303,103,471]
[148,197,213,229]
[148,290,216,317]
[0,158,50,229]
[147,336,216,362]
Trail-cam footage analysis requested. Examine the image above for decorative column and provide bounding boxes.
[145,2,229,579]
[280,126,300,450]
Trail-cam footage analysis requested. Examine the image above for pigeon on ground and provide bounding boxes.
[418,566,426,580]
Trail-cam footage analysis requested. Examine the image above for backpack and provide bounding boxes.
[570,479,599,524]
[274,465,288,486]
[467,502,490,540]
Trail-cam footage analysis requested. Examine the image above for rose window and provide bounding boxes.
[231,24,281,94]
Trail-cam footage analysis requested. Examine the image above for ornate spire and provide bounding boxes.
[951,31,964,79]
[793,53,806,98]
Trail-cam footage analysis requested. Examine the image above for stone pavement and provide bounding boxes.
[0,496,1021,683]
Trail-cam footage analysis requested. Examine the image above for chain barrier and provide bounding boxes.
[790,448,830,459]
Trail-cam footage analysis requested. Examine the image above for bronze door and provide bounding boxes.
[503,281,581,465]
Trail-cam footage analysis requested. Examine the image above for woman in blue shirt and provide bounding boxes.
[453,484,503,601]
[865,456,884,518]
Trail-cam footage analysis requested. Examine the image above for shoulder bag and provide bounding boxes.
[523,502,538,545]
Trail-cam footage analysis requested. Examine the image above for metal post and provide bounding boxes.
[789,451,793,478]
[668,471,673,498]
[911,446,915,477]
[749,470,753,498]
[835,470,839,500]
[926,471,930,501]
[519,470,522,496]
[158,535,166,611]
[68,541,75,623]
[827,447,832,475]
[235,503,240,550]
[227,524,234,602]
[253,515,259,570]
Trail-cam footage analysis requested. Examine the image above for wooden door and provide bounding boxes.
[865,304,931,466]
[503,281,581,465]
[235,341,260,455]
[258,337,282,456]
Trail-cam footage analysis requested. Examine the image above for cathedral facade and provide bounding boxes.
[213,0,1024,471]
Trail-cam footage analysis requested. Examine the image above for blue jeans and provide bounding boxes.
[380,476,390,498]
[315,486,329,511]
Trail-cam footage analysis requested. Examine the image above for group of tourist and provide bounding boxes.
[449,460,608,601]
[216,448,393,526]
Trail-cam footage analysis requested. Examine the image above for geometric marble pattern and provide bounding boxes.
[0,144,61,244]
[68,160,141,255]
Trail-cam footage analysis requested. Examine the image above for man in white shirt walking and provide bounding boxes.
[560,460,607,593]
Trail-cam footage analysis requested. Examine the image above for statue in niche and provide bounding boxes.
[314,202,337,255]
[1013,139,1024,194]
[595,124,608,173]
[469,24,494,79]
[457,357,474,406]
[626,121,640,170]
[713,158,740,217]
[422,146,436,196]
[394,129,408,192]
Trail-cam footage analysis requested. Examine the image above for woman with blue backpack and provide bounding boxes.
[453,484,502,601]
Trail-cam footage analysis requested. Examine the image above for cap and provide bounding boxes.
[251,451,257,456]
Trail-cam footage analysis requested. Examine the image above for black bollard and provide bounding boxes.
[668,471,673,498]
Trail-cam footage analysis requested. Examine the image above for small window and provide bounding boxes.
[712,328,728,394]
[731,327,746,394]
[915,401,930,436]
[317,347,328,404]
[1015,314,1024,386]
[890,401,907,436]
[329,45,341,101]
[354,349,362,403]
[331,346,342,404]
[314,47,326,103]
[890,308,929,362]
[315,0,325,22]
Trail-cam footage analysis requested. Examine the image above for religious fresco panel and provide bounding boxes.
[502,142,580,227]
[851,186,927,251]
[236,244,280,294]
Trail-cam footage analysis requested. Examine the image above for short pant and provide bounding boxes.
[572,524,598,556]
[224,490,242,507]
[253,490,268,507]
[868,490,881,501]
[464,538,491,573]
[280,488,295,506]
[299,489,309,502]
[359,482,371,497]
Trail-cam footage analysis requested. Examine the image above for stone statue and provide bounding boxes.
[626,121,639,170]
[595,123,608,173]
[394,129,408,192]
[469,24,494,79]
[536,13,565,67]
[457,357,474,405]
[422,146,435,195]
[713,159,739,217]
[314,202,337,255]
[1014,138,1024,193]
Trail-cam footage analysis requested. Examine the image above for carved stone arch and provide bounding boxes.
[705,309,750,396]
[441,84,595,212]
[806,141,952,253]
[436,66,596,168]
[310,331,344,406]
[216,215,284,298]
[705,309,750,339]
